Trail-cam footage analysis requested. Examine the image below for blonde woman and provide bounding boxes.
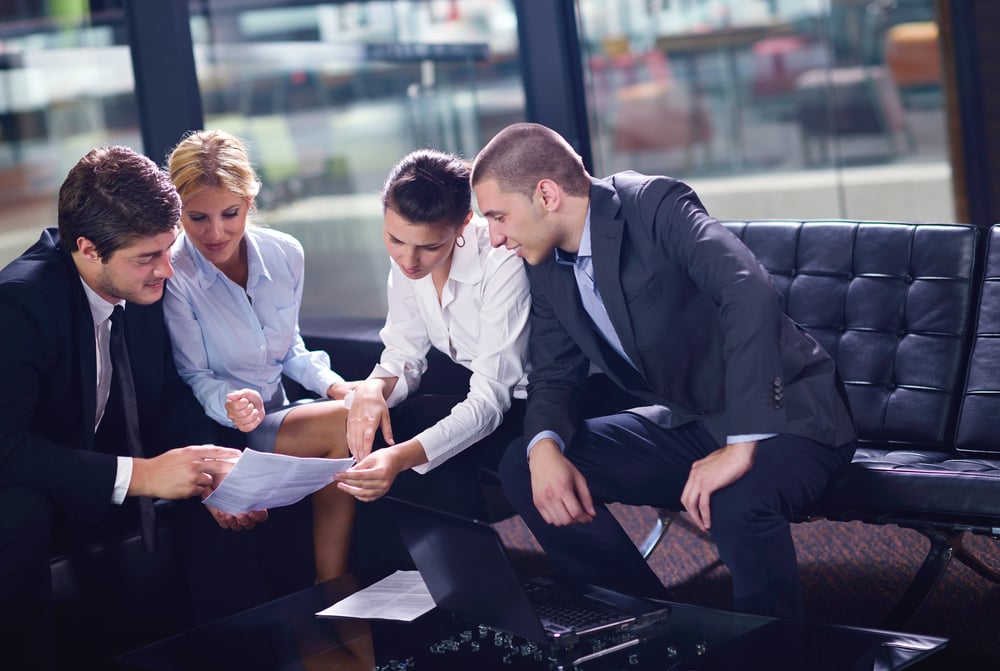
[163,129,354,582]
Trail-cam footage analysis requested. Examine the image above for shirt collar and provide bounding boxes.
[555,207,593,266]
[185,227,273,290]
[80,276,123,326]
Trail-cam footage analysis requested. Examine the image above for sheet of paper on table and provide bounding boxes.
[315,570,436,622]
[202,448,354,515]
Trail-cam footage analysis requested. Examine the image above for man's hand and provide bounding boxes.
[528,440,595,526]
[129,444,243,500]
[680,441,757,531]
[225,388,265,432]
[336,447,405,502]
[346,380,393,461]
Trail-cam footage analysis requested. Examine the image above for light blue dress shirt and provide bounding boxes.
[163,227,344,427]
[527,209,773,458]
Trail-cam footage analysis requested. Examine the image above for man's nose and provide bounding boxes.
[488,224,506,249]
[156,255,174,279]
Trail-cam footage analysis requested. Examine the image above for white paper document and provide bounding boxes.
[315,570,436,622]
[202,449,354,515]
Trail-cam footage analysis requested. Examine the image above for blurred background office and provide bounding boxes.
[0,0,974,323]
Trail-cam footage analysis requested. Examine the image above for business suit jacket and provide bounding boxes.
[524,172,856,450]
[0,228,209,524]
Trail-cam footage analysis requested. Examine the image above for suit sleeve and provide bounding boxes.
[522,266,591,452]
[0,283,116,521]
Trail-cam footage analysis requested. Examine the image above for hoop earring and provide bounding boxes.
[455,234,466,248]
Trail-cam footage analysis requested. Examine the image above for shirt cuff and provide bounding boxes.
[727,433,777,444]
[526,431,566,460]
[112,456,132,505]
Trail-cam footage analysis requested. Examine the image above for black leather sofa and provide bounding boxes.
[49,219,1000,667]
[642,219,1000,629]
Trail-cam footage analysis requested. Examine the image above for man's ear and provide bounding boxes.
[76,236,101,262]
[536,179,561,212]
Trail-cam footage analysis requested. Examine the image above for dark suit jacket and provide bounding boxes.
[0,228,210,523]
[524,172,856,450]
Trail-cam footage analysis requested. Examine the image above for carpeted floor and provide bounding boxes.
[495,504,1000,670]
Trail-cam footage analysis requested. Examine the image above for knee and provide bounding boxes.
[709,489,785,542]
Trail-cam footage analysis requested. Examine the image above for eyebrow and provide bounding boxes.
[387,232,448,248]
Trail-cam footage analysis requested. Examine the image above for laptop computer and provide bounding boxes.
[385,497,671,656]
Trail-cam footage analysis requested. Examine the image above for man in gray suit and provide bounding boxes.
[471,123,856,619]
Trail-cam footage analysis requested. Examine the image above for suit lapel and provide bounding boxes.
[65,253,98,450]
[543,255,647,391]
[588,180,644,373]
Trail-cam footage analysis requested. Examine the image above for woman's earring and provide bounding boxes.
[455,234,466,248]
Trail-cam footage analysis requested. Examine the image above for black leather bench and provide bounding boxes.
[642,219,1000,629]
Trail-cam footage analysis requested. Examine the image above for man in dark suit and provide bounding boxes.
[471,123,856,619]
[0,146,249,669]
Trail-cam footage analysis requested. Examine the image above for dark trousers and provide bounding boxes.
[499,412,855,619]
[0,487,55,671]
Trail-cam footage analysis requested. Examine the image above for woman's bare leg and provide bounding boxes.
[274,401,354,583]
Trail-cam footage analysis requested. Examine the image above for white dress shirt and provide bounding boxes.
[80,278,131,505]
[164,226,345,427]
[373,217,530,473]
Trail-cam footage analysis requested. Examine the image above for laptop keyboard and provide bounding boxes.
[521,581,627,631]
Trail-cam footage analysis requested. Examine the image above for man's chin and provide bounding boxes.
[131,286,165,305]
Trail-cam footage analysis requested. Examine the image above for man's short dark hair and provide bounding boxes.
[381,149,471,229]
[471,123,590,198]
[57,146,181,258]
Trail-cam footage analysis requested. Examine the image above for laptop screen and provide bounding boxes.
[387,497,551,643]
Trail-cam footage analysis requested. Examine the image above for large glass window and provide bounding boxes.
[188,0,525,322]
[0,3,138,268]
[577,0,952,223]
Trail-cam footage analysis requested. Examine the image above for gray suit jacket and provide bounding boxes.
[523,172,856,450]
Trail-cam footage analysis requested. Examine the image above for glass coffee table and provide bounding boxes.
[118,570,946,670]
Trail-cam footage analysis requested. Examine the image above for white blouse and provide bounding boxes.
[373,217,530,473]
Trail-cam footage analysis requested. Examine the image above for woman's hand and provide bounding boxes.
[335,447,404,502]
[326,380,361,400]
[346,380,393,460]
[225,388,265,432]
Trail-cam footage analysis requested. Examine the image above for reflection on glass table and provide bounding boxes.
[118,569,946,671]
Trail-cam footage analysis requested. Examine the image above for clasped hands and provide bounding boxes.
[529,440,758,532]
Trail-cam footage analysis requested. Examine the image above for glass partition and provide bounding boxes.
[577,0,952,224]
[0,5,138,268]
[188,0,525,321]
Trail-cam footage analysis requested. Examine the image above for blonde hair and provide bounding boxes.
[168,129,261,205]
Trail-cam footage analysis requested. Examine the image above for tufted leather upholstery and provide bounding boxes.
[687,220,1000,628]
[718,221,1000,527]
[957,225,1000,457]
[724,220,978,449]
